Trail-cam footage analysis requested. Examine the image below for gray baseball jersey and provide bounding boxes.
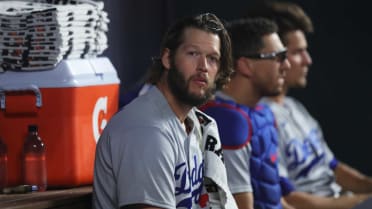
[93,87,206,209]
[261,96,342,197]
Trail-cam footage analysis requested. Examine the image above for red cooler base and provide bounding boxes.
[0,84,119,187]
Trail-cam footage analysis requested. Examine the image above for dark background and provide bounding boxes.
[103,0,372,175]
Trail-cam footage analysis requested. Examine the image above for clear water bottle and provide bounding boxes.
[0,136,7,191]
[22,125,47,192]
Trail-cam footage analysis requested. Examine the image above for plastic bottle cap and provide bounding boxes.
[28,125,38,132]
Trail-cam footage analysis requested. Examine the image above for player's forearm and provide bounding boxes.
[281,197,296,209]
[335,162,372,193]
[285,191,370,209]
[233,192,254,209]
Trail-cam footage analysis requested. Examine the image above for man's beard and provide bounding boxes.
[167,64,215,107]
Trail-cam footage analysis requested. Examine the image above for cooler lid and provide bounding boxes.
[0,57,120,88]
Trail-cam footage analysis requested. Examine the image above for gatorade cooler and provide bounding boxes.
[0,57,120,187]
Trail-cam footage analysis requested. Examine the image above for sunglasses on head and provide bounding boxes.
[243,48,287,63]
[200,13,224,32]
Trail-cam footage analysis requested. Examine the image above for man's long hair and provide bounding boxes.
[146,13,233,90]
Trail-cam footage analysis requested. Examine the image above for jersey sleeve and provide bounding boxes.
[111,127,177,209]
[223,146,253,194]
[279,176,295,196]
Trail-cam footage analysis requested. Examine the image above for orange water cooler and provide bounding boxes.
[0,57,120,187]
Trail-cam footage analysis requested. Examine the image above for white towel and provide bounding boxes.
[198,112,238,209]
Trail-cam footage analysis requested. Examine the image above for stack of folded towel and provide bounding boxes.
[0,0,109,71]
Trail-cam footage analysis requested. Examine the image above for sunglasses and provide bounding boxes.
[243,49,287,63]
[200,13,224,32]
